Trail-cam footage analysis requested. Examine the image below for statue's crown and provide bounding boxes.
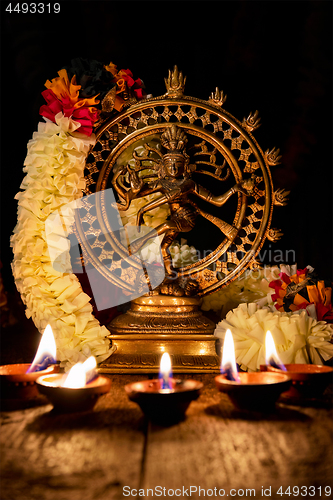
[161,125,187,154]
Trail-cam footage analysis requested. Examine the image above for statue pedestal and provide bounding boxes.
[99,295,221,374]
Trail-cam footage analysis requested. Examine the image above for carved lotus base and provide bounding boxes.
[99,295,221,373]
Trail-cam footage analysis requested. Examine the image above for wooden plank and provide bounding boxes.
[1,374,332,499]
[142,375,333,496]
[0,375,147,500]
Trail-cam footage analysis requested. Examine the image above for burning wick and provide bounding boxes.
[27,325,57,373]
[63,356,98,389]
[159,352,172,390]
[265,331,286,370]
[221,329,240,382]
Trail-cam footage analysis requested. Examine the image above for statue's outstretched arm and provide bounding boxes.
[114,166,161,211]
[194,177,255,207]
[117,185,162,211]
[136,195,169,227]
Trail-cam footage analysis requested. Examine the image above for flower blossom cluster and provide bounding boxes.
[40,69,100,136]
[269,264,333,323]
[215,302,333,372]
[201,266,281,317]
[39,60,146,136]
[169,240,198,268]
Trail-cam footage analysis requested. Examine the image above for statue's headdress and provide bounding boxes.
[161,124,188,154]
[124,125,192,181]
[160,125,191,176]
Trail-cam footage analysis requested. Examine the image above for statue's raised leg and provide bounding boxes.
[128,221,178,255]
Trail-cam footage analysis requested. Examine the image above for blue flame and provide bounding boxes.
[268,356,287,371]
[26,355,56,373]
[221,363,240,382]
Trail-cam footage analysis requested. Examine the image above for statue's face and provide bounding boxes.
[163,154,185,178]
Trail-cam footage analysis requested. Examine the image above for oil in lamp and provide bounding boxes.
[0,324,59,403]
[262,331,333,399]
[36,356,111,412]
[125,352,203,424]
[215,329,291,411]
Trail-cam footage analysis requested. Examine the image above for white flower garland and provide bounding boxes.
[215,302,333,372]
[11,113,112,370]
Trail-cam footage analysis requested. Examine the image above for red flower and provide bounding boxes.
[40,89,99,136]
[132,80,145,99]
[118,69,135,87]
[71,107,99,136]
[316,303,333,322]
[279,272,291,285]
[39,89,63,122]
[297,267,309,276]
[269,279,283,290]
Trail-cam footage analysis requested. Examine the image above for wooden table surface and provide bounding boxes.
[1,302,332,499]
[1,373,332,500]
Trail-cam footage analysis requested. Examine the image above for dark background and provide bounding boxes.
[1,0,332,300]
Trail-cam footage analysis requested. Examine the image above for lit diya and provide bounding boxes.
[0,325,59,402]
[125,353,203,424]
[36,356,111,412]
[262,331,333,399]
[215,329,291,411]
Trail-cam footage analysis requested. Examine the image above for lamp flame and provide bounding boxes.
[63,356,97,388]
[27,324,57,373]
[159,352,172,390]
[265,331,286,370]
[221,329,240,382]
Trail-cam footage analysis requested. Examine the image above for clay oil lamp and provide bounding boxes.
[125,352,203,424]
[0,325,59,402]
[262,331,333,399]
[36,356,111,413]
[215,329,291,411]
